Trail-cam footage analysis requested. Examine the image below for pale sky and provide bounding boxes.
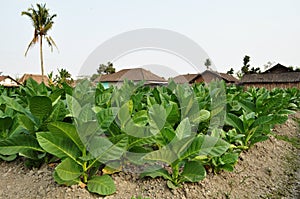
[0,0,299,79]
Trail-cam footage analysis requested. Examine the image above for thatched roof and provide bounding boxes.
[241,72,300,83]
[263,63,292,74]
[18,74,49,85]
[94,68,167,84]
[172,74,200,84]
[219,73,239,83]
[172,70,238,84]
[0,76,20,87]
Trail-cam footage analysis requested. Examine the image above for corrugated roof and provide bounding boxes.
[95,68,167,83]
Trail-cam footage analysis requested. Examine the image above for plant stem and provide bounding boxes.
[172,164,180,185]
[82,147,88,183]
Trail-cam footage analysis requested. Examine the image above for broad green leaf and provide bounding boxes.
[0,117,13,131]
[132,110,148,125]
[250,135,269,145]
[225,113,244,133]
[97,107,118,129]
[77,121,103,145]
[251,116,273,128]
[48,100,67,122]
[0,154,17,161]
[36,132,81,165]
[19,149,45,160]
[210,106,224,119]
[167,180,179,189]
[117,101,132,128]
[29,96,52,120]
[198,109,211,122]
[180,161,206,182]
[149,104,167,131]
[66,94,81,118]
[88,136,128,165]
[140,168,172,181]
[127,135,157,149]
[198,136,230,157]
[55,158,82,181]
[175,118,192,139]
[13,115,36,135]
[48,122,84,150]
[53,170,80,186]
[123,119,151,137]
[49,89,64,103]
[87,175,116,195]
[0,134,44,155]
[220,153,239,165]
[238,99,256,113]
[143,136,194,165]
[270,114,288,124]
[180,135,230,161]
[2,96,26,114]
[165,102,180,125]
[78,103,94,122]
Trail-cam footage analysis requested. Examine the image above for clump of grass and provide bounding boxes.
[274,118,300,149]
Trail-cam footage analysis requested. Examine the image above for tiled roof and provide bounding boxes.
[18,74,49,85]
[94,68,167,83]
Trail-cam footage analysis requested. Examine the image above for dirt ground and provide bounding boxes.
[0,113,299,199]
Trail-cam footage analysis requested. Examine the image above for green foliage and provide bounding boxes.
[97,62,116,75]
[240,55,261,76]
[0,78,299,195]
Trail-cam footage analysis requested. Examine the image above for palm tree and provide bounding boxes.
[22,3,58,82]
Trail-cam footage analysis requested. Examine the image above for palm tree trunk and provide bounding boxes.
[39,36,44,82]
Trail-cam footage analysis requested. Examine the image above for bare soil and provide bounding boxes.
[1,113,299,199]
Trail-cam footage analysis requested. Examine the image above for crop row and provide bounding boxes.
[0,79,299,195]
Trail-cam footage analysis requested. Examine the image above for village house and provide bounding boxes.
[0,76,20,87]
[94,68,167,88]
[240,63,300,89]
[18,74,49,86]
[172,70,238,85]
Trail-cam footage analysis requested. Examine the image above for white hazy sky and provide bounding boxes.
[0,0,299,79]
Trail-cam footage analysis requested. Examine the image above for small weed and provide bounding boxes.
[131,196,151,199]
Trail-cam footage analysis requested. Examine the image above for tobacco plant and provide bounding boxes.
[141,118,230,188]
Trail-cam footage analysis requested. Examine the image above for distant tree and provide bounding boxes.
[249,67,261,74]
[240,55,261,76]
[22,3,58,81]
[97,62,115,74]
[54,68,74,87]
[226,68,234,75]
[264,61,275,70]
[241,55,250,75]
[288,66,300,72]
[90,62,116,81]
[204,58,211,70]
[90,74,99,82]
